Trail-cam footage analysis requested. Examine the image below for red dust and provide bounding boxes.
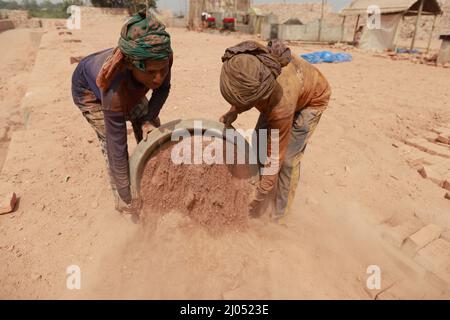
[140,137,255,232]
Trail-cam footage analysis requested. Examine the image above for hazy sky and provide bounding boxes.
[157,0,352,15]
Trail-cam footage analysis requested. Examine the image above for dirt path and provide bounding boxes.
[0,23,449,299]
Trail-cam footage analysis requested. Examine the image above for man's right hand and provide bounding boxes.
[219,110,238,128]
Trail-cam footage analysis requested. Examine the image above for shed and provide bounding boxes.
[340,0,443,51]
[248,7,277,34]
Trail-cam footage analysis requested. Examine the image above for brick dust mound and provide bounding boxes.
[140,136,255,231]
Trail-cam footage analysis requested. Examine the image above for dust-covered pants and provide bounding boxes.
[256,107,323,219]
[74,89,160,197]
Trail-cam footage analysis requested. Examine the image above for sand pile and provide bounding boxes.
[140,136,255,231]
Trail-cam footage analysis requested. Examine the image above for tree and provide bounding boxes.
[62,0,85,12]
[0,0,21,10]
[22,0,39,11]
[129,0,157,12]
[90,0,157,10]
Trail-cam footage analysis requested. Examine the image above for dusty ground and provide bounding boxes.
[0,20,449,299]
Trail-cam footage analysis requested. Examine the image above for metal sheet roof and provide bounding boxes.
[340,0,442,16]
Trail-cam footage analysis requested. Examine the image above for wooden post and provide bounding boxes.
[353,14,360,42]
[410,0,425,51]
[392,12,406,51]
[340,15,346,42]
[318,0,325,41]
[426,14,438,53]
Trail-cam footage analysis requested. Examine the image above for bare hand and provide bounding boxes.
[142,121,157,141]
[219,110,238,128]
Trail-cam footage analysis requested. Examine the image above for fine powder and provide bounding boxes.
[140,136,255,231]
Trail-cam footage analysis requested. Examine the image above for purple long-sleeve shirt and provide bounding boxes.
[71,48,172,203]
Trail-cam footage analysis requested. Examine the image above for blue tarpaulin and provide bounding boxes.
[300,51,352,64]
[395,48,420,54]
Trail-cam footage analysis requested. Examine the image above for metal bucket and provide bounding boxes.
[129,118,259,198]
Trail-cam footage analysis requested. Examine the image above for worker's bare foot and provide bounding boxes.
[271,216,288,227]
[114,193,142,214]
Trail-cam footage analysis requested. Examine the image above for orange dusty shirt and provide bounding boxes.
[255,55,332,194]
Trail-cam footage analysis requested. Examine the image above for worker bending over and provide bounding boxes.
[219,40,331,223]
[71,10,173,213]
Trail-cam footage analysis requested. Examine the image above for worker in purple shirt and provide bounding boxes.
[71,11,172,213]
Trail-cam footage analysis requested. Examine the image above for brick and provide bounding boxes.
[436,141,450,148]
[397,145,429,169]
[402,224,443,256]
[417,165,444,187]
[432,162,450,176]
[379,277,448,299]
[382,219,424,247]
[421,154,449,166]
[400,152,425,169]
[417,163,450,188]
[422,271,450,293]
[0,192,17,214]
[444,180,450,191]
[404,138,450,159]
[69,56,84,64]
[437,134,450,145]
[431,127,450,135]
[422,131,438,143]
[363,271,397,300]
[415,239,450,283]
[63,39,82,43]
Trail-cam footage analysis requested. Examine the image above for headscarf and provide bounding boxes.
[220,40,291,109]
[96,9,172,91]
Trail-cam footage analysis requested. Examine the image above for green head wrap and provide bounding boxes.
[118,10,172,71]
